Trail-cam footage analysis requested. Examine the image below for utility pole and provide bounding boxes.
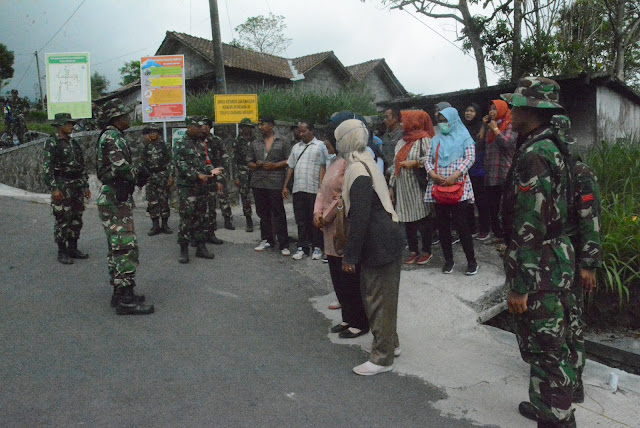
[208,0,227,94]
[34,51,45,110]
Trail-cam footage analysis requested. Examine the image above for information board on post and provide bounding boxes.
[172,128,186,148]
[214,94,258,124]
[45,52,91,119]
[140,55,186,122]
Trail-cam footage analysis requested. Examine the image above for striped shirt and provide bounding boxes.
[424,143,476,203]
[388,138,431,222]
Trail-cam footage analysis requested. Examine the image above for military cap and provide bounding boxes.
[239,118,254,127]
[501,76,563,109]
[142,123,161,134]
[102,98,132,123]
[185,116,207,127]
[51,112,77,127]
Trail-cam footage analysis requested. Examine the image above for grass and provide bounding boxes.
[186,84,377,124]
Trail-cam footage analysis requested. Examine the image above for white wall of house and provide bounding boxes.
[596,86,640,143]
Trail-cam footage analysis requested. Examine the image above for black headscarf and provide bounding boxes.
[463,102,483,150]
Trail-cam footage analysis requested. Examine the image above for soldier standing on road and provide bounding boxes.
[501,77,577,428]
[140,124,174,236]
[7,89,28,145]
[173,116,223,263]
[42,113,91,265]
[234,118,255,232]
[96,98,154,315]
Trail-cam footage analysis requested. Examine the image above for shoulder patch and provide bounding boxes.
[518,184,532,192]
[582,194,594,202]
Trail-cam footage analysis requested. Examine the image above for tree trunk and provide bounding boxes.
[512,0,523,81]
[459,0,488,87]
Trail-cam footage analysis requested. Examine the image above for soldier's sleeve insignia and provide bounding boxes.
[518,185,532,192]
[582,194,594,202]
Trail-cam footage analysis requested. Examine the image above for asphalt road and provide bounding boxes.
[0,196,477,427]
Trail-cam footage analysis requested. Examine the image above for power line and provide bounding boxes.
[402,9,501,78]
[224,0,234,36]
[38,0,87,52]
[93,48,150,66]
[15,57,35,87]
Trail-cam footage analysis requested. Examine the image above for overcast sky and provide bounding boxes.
[1,0,501,101]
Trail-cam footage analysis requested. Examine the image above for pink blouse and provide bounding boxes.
[313,157,347,257]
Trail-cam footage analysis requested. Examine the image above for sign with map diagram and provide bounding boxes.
[140,55,186,123]
[45,52,91,119]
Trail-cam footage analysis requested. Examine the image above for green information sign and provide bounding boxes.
[45,52,92,119]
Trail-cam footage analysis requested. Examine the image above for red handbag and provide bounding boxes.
[431,144,465,205]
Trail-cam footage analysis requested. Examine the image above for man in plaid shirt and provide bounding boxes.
[283,122,328,260]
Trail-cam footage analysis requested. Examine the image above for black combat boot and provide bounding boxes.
[224,217,235,230]
[518,401,537,421]
[572,383,584,403]
[148,218,161,236]
[245,216,254,232]
[110,285,146,307]
[57,242,74,265]
[67,239,89,259]
[115,286,154,315]
[207,229,224,245]
[179,243,190,264]
[161,217,173,234]
[195,242,215,259]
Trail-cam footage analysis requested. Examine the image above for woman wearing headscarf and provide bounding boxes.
[388,110,435,265]
[313,115,369,340]
[479,100,517,244]
[337,119,403,376]
[463,103,490,240]
[425,107,478,275]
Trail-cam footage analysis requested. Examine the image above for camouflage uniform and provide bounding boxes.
[173,120,213,246]
[42,114,89,252]
[501,78,577,427]
[141,132,173,220]
[7,92,27,144]
[233,133,253,218]
[205,134,232,232]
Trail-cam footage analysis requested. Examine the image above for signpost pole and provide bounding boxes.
[163,121,167,143]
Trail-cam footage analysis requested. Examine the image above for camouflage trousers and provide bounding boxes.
[514,290,577,426]
[97,186,138,289]
[5,117,27,144]
[237,173,253,217]
[177,185,207,244]
[567,280,585,388]
[205,178,232,228]
[146,172,171,220]
[51,180,85,244]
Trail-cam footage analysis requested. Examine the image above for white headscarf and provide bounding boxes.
[336,119,398,222]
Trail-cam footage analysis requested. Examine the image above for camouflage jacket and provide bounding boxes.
[205,135,229,180]
[42,135,88,190]
[233,136,252,177]
[501,126,575,294]
[96,125,137,185]
[8,98,25,117]
[141,138,173,176]
[566,161,602,269]
[173,134,213,187]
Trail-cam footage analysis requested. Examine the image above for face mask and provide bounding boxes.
[438,123,451,135]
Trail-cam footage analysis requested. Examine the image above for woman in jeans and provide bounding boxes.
[425,107,478,275]
[388,110,435,265]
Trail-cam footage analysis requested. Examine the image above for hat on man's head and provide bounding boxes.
[10,89,18,95]
[239,118,254,127]
[501,76,563,109]
[185,116,207,127]
[102,98,132,123]
[51,112,77,127]
[259,115,275,125]
[142,123,161,134]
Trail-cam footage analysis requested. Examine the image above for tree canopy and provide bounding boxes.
[91,71,109,100]
[230,13,292,55]
[0,43,15,89]
[119,60,141,86]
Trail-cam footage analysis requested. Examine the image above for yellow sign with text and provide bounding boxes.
[214,94,258,124]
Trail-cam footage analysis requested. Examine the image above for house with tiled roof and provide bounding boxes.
[101,31,407,116]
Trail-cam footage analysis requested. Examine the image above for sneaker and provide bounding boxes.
[442,260,455,274]
[465,261,479,275]
[471,232,479,238]
[322,254,328,263]
[476,232,491,241]
[352,361,393,376]
[311,247,323,260]
[361,342,402,357]
[328,301,341,310]
[281,248,291,256]
[292,247,306,260]
[452,235,461,245]
[403,253,419,265]
[254,240,271,252]
[415,253,432,265]
[432,237,440,245]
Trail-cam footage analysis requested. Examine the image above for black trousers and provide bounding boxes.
[327,255,369,330]
[292,191,322,253]
[404,216,433,254]
[435,201,476,264]
[486,184,504,238]
[252,188,289,249]
[469,176,490,234]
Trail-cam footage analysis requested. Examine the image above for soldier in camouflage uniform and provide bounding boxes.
[500,77,577,428]
[96,98,154,315]
[42,113,91,265]
[140,124,174,236]
[234,118,254,232]
[173,116,223,263]
[203,120,235,233]
[6,89,28,145]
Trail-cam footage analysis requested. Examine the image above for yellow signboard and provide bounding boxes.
[214,94,258,124]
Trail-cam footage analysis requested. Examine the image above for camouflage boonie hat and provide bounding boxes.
[501,76,563,109]
[142,123,161,134]
[185,116,208,126]
[51,112,76,127]
[102,98,132,122]
[239,118,254,126]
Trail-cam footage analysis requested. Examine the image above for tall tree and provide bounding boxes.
[91,71,109,100]
[230,13,292,55]
[0,43,15,89]
[604,0,640,81]
[119,60,141,86]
